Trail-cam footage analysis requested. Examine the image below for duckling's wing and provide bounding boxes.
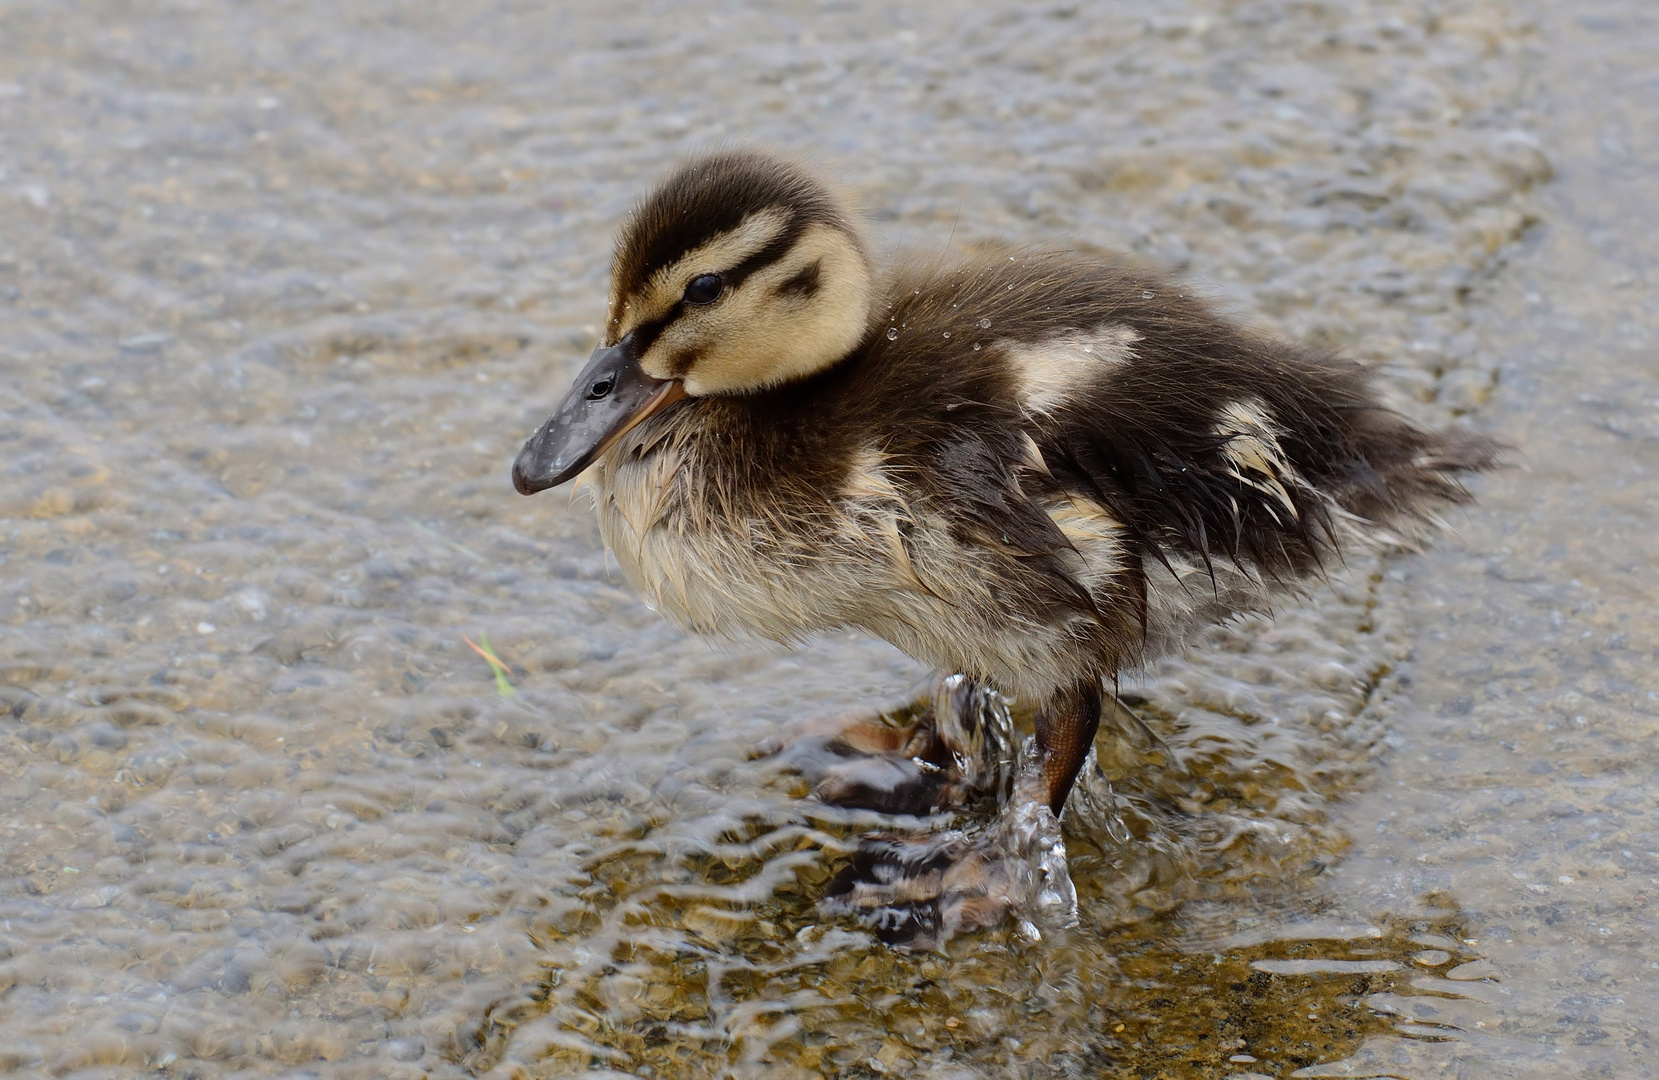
[884,250,1492,586]
[1027,323,1498,587]
[862,251,1494,670]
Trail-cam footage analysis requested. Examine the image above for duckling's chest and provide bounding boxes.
[589,434,917,641]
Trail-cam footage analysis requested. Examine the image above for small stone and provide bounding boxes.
[1445,959,1500,981]
[29,487,74,518]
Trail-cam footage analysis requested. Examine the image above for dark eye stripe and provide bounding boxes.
[627,307,679,355]
[721,214,806,289]
[775,259,821,299]
[622,213,809,357]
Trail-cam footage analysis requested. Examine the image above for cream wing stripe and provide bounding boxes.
[1005,324,1141,416]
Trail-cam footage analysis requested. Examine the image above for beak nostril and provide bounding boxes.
[515,331,683,495]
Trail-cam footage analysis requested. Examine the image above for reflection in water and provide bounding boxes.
[480,571,1444,1074]
[514,815,1500,1078]
[0,0,1594,1075]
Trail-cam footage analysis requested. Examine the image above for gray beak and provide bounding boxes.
[511,334,687,495]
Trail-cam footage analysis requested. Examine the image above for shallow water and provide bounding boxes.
[0,0,1648,1077]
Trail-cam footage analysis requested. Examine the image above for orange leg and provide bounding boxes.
[1034,680,1102,816]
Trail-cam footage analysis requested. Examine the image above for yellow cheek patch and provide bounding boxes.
[609,207,793,340]
[676,225,872,396]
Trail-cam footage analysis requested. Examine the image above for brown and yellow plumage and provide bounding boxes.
[513,150,1496,944]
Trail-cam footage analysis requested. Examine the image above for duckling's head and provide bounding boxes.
[608,152,874,394]
[513,151,872,495]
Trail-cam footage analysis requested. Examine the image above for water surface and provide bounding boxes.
[3,1,1649,1077]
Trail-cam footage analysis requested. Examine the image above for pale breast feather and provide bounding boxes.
[594,434,932,644]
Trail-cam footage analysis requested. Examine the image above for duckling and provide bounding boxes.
[512,150,1496,944]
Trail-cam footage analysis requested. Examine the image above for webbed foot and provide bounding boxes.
[769,675,1104,949]
[765,674,1016,816]
[819,774,1078,951]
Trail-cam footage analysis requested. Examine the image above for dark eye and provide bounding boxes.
[683,273,724,305]
[587,377,614,400]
